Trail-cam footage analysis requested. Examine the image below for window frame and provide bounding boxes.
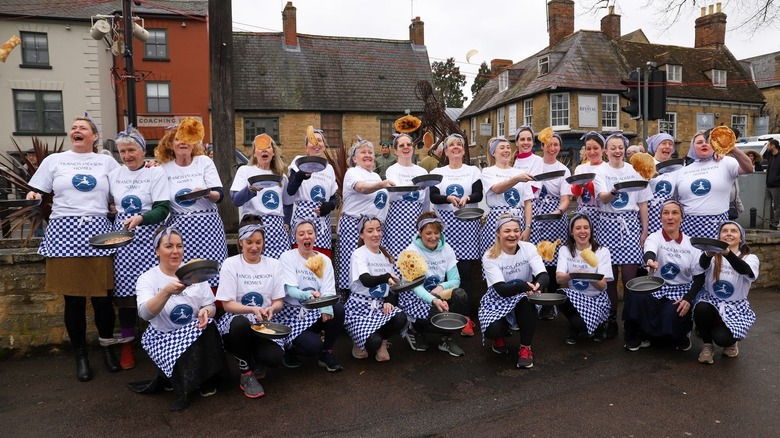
[470,117,477,146]
[19,31,50,68]
[523,99,533,126]
[537,56,549,76]
[321,113,343,148]
[243,117,280,145]
[145,82,171,114]
[12,89,64,135]
[497,106,506,137]
[379,118,395,145]
[550,92,570,130]
[601,93,619,131]
[498,71,509,92]
[658,112,677,139]
[731,114,747,138]
[507,105,517,136]
[666,64,682,83]
[712,69,727,88]
[143,29,169,61]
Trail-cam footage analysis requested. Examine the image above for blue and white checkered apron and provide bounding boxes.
[652,283,689,301]
[382,200,423,259]
[531,196,567,267]
[272,304,322,349]
[439,209,481,260]
[477,287,525,337]
[260,215,289,259]
[343,294,402,349]
[695,294,755,340]
[112,213,158,298]
[398,290,432,321]
[480,206,512,255]
[681,213,727,239]
[141,319,213,377]
[217,313,285,347]
[561,288,611,335]
[39,216,116,258]
[595,211,643,265]
[647,190,673,235]
[170,211,228,287]
[336,214,361,290]
[292,200,331,249]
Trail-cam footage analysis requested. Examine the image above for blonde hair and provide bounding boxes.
[248,140,286,176]
[486,213,520,259]
[154,129,204,164]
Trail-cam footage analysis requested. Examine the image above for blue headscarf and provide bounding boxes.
[579,131,605,147]
[688,129,714,161]
[605,131,629,149]
[489,136,509,156]
[115,124,146,151]
[514,125,535,142]
[646,133,675,155]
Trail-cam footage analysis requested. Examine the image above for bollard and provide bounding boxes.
[750,207,757,228]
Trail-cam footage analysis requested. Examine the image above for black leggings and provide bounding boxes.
[694,302,737,347]
[223,316,284,372]
[63,295,115,349]
[364,312,407,357]
[289,302,346,357]
[558,300,587,332]
[483,297,536,346]
[456,260,478,316]
[412,288,469,336]
[607,264,640,318]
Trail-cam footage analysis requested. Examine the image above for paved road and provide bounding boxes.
[2,290,778,437]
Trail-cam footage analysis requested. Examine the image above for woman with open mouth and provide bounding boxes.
[645,133,679,234]
[231,133,290,258]
[571,131,606,223]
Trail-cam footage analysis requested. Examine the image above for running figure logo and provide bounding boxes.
[712,280,734,299]
[170,304,194,325]
[660,263,680,280]
[445,184,464,199]
[175,188,197,207]
[262,191,280,209]
[504,188,521,207]
[690,179,711,196]
[572,279,589,291]
[402,190,419,202]
[121,195,142,214]
[655,180,672,196]
[310,185,327,202]
[610,192,628,209]
[241,292,264,307]
[72,174,97,192]
[424,275,441,291]
[369,284,388,298]
[373,191,388,209]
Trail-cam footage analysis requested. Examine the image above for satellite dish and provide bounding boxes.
[466,49,478,63]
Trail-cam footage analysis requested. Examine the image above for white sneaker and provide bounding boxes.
[722,342,739,358]
[375,340,390,362]
[698,343,714,364]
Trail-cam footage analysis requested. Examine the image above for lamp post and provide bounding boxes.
[122,0,137,127]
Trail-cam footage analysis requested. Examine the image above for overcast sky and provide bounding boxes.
[231,0,780,105]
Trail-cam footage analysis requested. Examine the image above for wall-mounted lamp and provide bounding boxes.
[181,21,187,28]
[90,17,111,40]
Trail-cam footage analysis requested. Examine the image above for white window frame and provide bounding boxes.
[667,64,682,83]
[550,92,570,130]
[731,115,747,138]
[523,99,533,126]
[497,106,506,137]
[498,71,509,92]
[659,112,677,139]
[712,69,727,87]
[601,94,619,131]
[508,105,517,136]
[470,117,477,145]
[145,82,171,113]
[538,56,549,75]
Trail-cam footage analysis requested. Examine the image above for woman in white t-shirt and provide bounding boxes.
[571,132,607,222]
[155,118,228,288]
[231,134,291,259]
[344,216,407,362]
[677,221,759,364]
[645,133,679,234]
[336,138,394,291]
[134,226,228,411]
[511,125,544,180]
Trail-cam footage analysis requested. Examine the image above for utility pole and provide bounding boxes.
[122,0,137,127]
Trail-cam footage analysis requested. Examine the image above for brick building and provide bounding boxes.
[741,51,780,135]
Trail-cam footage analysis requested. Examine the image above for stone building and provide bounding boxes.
[741,51,780,135]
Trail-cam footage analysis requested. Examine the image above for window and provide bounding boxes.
[712,69,727,87]
[538,56,549,75]
[144,29,168,60]
[243,117,279,145]
[666,64,682,83]
[379,118,395,144]
[498,71,508,92]
[523,99,533,126]
[470,117,476,145]
[12,90,64,134]
[145,82,171,113]
[731,115,747,138]
[321,113,342,148]
[550,93,570,129]
[497,106,505,137]
[659,112,677,139]
[508,105,517,136]
[20,32,49,67]
[601,94,619,130]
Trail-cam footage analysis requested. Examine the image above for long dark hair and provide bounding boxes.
[566,213,600,255]
[356,217,394,264]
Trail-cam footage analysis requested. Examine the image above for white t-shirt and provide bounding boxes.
[643,231,701,286]
[573,162,605,208]
[594,163,652,213]
[215,254,285,307]
[288,155,338,204]
[696,253,759,302]
[349,245,394,298]
[231,165,291,217]
[512,153,544,191]
[29,150,120,219]
[537,160,573,198]
[481,166,534,208]
[482,242,547,288]
[136,265,215,333]
[674,157,739,215]
[405,240,457,290]
[431,164,482,212]
[556,245,614,296]
[385,163,428,206]
[342,166,389,219]
[648,170,678,199]
[278,249,336,306]
[161,156,222,214]
[109,165,168,215]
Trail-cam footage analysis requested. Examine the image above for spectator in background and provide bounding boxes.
[626,144,645,161]
[375,143,397,180]
[20,148,37,180]
[205,144,214,160]
[765,139,780,229]
[745,150,763,172]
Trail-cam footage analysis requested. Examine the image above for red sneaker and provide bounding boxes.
[120,343,135,370]
[460,318,476,337]
[491,337,507,354]
[516,346,534,369]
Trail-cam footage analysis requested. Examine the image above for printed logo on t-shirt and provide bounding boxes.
[72,174,97,192]
[170,304,194,325]
[241,292,264,307]
[369,284,388,298]
[610,192,628,209]
[660,263,680,280]
[424,275,441,291]
[572,279,590,291]
[374,191,388,209]
[581,189,592,203]
[654,180,672,196]
[261,191,280,209]
[175,188,197,207]
[121,195,142,214]
[504,188,521,206]
[402,190,420,202]
[445,184,464,198]
[310,185,327,202]
[538,185,548,199]
[690,179,711,196]
[712,280,734,299]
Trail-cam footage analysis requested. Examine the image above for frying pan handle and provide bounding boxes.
[648,266,656,276]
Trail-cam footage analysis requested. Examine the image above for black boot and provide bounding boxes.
[103,345,121,373]
[75,347,93,382]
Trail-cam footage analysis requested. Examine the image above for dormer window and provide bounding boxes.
[666,64,682,83]
[538,56,549,75]
[498,71,509,92]
[712,69,727,87]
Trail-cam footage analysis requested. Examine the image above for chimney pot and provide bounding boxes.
[709,4,714,14]
[695,3,727,48]
[717,2,722,12]
[701,6,706,16]
[409,16,425,46]
[282,1,298,48]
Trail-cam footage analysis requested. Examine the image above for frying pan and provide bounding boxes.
[613,180,649,193]
[175,259,220,286]
[527,292,567,305]
[430,312,468,331]
[386,185,418,194]
[411,174,443,188]
[453,207,484,221]
[301,294,339,310]
[565,173,596,185]
[690,237,728,253]
[175,188,210,202]
[248,174,282,189]
[390,275,425,293]
[625,268,664,294]
[532,170,566,181]
[89,226,135,249]
[295,156,327,173]
[250,321,292,340]
[0,198,42,208]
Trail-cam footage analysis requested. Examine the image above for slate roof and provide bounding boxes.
[233,32,432,112]
[741,51,780,89]
[0,0,206,21]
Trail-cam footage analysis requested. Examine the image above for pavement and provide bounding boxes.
[1,289,778,438]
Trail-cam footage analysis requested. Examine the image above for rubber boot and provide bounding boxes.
[103,345,121,373]
[75,347,93,382]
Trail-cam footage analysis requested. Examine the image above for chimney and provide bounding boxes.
[409,16,424,46]
[490,59,513,74]
[600,5,621,41]
[282,1,298,48]
[695,2,726,48]
[547,0,575,48]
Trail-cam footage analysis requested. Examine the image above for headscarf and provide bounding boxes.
[660,199,684,218]
[548,132,563,147]
[358,215,381,233]
[605,131,629,149]
[720,220,746,247]
[304,128,326,146]
[496,214,522,231]
[238,223,266,241]
[153,225,181,249]
[115,124,146,151]
[83,112,100,146]
[417,214,446,232]
[688,129,714,161]
[568,212,589,232]
[646,133,675,155]
[579,131,605,147]
[489,136,509,156]
[349,136,373,167]
[514,125,535,142]
[291,217,318,234]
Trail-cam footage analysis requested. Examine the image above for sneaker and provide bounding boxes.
[375,340,391,362]
[120,343,136,370]
[491,337,508,354]
[698,343,715,364]
[565,328,579,345]
[239,371,265,398]
[404,329,429,352]
[438,337,465,357]
[282,351,302,368]
[516,346,534,369]
[254,366,267,380]
[624,338,651,352]
[460,318,476,337]
[352,344,368,360]
[722,341,739,358]
[318,350,344,372]
[538,306,556,320]
[675,333,692,352]
[199,383,217,397]
[592,324,606,342]
[604,317,618,339]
